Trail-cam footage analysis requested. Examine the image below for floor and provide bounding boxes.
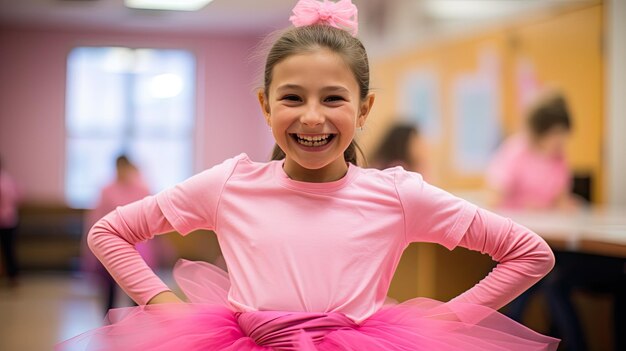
[0,271,172,351]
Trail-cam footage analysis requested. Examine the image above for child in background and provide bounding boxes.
[486,92,592,350]
[58,1,559,349]
[371,122,429,178]
[81,155,162,312]
[485,91,578,210]
[0,156,20,287]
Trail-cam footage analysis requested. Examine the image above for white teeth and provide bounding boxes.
[296,134,330,141]
[296,134,330,142]
[294,133,333,147]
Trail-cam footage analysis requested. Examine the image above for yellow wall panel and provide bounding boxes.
[367,3,604,201]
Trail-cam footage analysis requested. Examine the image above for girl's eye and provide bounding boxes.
[281,95,302,102]
[324,95,345,102]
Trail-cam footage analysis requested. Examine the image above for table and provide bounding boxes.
[494,207,626,350]
[497,207,626,258]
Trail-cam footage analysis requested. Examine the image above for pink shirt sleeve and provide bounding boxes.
[88,155,243,304]
[155,154,243,235]
[395,170,477,249]
[450,208,555,310]
[87,196,176,304]
[395,169,554,310]
[0,171,20,227]
[89,187,113,229]
[485,136,521,193]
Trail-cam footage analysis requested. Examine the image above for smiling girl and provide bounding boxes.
[57,1,559,350]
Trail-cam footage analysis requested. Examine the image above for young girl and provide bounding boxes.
[485,91,577,210]
[486,93,589,350]
[58,0,559,349]
[81,155,161,313]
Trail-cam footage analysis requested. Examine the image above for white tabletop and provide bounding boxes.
[497,207,626,258]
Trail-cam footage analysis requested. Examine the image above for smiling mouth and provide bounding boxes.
[290,133,335,147]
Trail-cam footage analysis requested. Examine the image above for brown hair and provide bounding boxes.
[526,93,572,139]
[372,123,419,170]
[263,25,370,166]
[115,155,132,169]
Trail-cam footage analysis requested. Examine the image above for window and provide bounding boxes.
[65,47,196,208]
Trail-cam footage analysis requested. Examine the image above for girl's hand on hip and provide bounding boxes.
[147,291,184,304]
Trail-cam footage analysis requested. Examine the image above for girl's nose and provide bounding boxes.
[300,104,325,126]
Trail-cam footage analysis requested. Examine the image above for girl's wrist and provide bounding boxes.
[147,291,184,305]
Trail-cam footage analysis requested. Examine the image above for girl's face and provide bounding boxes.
[259,49,374,181]
[534,126,570,158]
[117,163,138,183]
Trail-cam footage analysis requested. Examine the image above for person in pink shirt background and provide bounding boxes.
[485,91,578,210]
[58,1,559,349]
[0,156,21,287]
[486,93,602,351]
[81,155,161,312]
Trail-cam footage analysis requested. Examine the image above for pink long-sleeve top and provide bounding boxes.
[83,175,159,271]
[486,133,571,209]
[88,154,554,323]
[0,170,20,228]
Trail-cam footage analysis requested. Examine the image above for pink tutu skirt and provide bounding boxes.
[56,260,559,351]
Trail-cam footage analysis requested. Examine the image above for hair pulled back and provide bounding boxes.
[526,93,572,138]
[264,25,370,165]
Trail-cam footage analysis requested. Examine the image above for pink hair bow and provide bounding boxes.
[289,0,359,37]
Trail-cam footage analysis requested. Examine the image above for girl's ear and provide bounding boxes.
[257,89,271,126]
[357,92,375,128]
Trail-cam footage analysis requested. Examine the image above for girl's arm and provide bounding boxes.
[449,208,555,310]
[87,195,182,305]
[89,155,244,305]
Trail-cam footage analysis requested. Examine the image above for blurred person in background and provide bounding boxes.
[486,92,603,351]
[0,156,20,288]
[81,155,164,312]
[371,122,429,178]
[485,91,579,210]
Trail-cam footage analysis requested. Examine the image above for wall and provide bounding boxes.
[605,0,626,206]
[365,3,605,201]
[0,26,274,204]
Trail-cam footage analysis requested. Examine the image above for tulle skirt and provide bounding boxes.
[56,260,559,351]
